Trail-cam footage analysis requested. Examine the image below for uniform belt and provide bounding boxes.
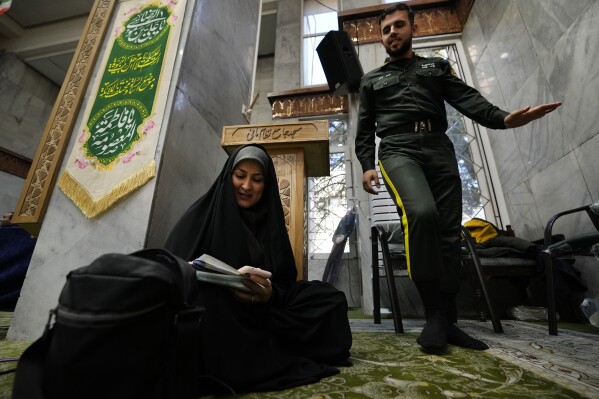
[377,119,445,138]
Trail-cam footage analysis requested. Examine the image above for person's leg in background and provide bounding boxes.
[424,134,488,350]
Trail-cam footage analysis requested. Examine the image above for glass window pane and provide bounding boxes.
[308,152,347,254]
[329,120,347,147]
[303,11,338,35]
[302,36,327,86]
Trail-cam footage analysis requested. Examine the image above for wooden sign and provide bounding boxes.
[221,120,329,177]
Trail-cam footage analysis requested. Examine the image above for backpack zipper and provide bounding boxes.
[57,302,167,324]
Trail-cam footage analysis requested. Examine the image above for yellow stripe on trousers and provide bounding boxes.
[378,160,412,279]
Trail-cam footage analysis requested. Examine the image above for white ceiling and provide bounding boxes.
[0,0,277,86]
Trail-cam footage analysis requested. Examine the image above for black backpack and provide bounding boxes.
[11,248,203,399]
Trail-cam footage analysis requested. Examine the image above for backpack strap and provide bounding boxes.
[172,308,204,398]
[11,311,55,399]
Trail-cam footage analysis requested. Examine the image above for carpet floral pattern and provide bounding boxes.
[230,329,587,399]
[0,314,597,398]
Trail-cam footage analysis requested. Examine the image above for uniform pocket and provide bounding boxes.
[415,67,443,77]
[373,74,400,90]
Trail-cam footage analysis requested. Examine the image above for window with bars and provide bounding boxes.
[305,45,498,253]
[414,44,495,223]
[307,119,350,255]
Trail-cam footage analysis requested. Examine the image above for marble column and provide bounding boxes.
[8,0,260,341]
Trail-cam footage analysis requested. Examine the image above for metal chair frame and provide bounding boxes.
[543,202,599,335]
[371,224,540,334]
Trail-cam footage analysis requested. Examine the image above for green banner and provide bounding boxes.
[84,5,171,167]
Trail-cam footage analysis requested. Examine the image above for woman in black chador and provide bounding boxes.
[165,144,352,394]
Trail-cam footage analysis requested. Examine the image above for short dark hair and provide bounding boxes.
[378,3,414,27]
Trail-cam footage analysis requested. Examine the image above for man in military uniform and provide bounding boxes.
[355,3,561,352]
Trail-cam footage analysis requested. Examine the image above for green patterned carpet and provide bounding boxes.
[0,313,597,398]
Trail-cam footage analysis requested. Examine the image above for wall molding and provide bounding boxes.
[339,0,474,44]
[267,85,348,120]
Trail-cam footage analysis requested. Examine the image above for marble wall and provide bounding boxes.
[251,0,599,312]
[0,52,58,215]
[8,0,260,341]
[462,0,598,242]
[250,55,275,125]
[147,0,260,247]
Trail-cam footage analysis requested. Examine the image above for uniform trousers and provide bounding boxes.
[378,132,462,293]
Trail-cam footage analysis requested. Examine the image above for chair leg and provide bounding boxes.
[380,237,404,333]
[544,253,558,335]
[469,271,487,322]
[461,227,503,333]
[371,227,381,325]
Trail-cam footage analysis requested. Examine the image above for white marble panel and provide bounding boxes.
[9,85,30,121]
[178,0,259,133]
[357,43,380,75]
[0,67,52,159]
[14,121,43,159]
[486,1,540,100]
[472,46,506,111]
[357,43,390,76]
[508,66,570,178]
[0,172,24,215]
[22,96,46,126]
[541,1,599,148]
[517,0,591,63]
[9,167,157,341]
[255,56,275,92]
[0,81,21,150]
[19,67,43,100]
[274,0,301,91]
[0,53,26,86]
[273,62,301,92]
[574,134,599,202]
[461,10,486,69]
[33,76,59,105]
[250,98,274,124]
[487,129,526,194]
[504,181,544,241]
[146,90,228,248]
[529,152,594,240]
[470,0,510,43]
[276,31,301,66]
[0,79,17,114]
[251,57,275,123]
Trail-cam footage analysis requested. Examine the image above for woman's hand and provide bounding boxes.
[232,266,273,304]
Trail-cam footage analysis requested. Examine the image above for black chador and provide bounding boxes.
[165,144,352,394]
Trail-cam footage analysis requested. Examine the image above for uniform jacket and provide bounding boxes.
[356,54,509,172]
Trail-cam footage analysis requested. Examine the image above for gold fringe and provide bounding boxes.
[58,161,156,218]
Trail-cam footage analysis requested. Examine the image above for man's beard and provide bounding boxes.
[385,35,412,58]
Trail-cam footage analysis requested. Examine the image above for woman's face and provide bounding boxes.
[232,160,265,208]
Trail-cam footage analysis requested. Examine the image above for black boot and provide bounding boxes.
[443,293,489,350]
[415,281,447,352]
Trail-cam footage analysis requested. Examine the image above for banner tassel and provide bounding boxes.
[58,160,156,218]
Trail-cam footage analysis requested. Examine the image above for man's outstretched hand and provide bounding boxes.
[504,101,562,128]
[362,169,380,195]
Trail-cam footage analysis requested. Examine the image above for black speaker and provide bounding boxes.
[316,30,364,95]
